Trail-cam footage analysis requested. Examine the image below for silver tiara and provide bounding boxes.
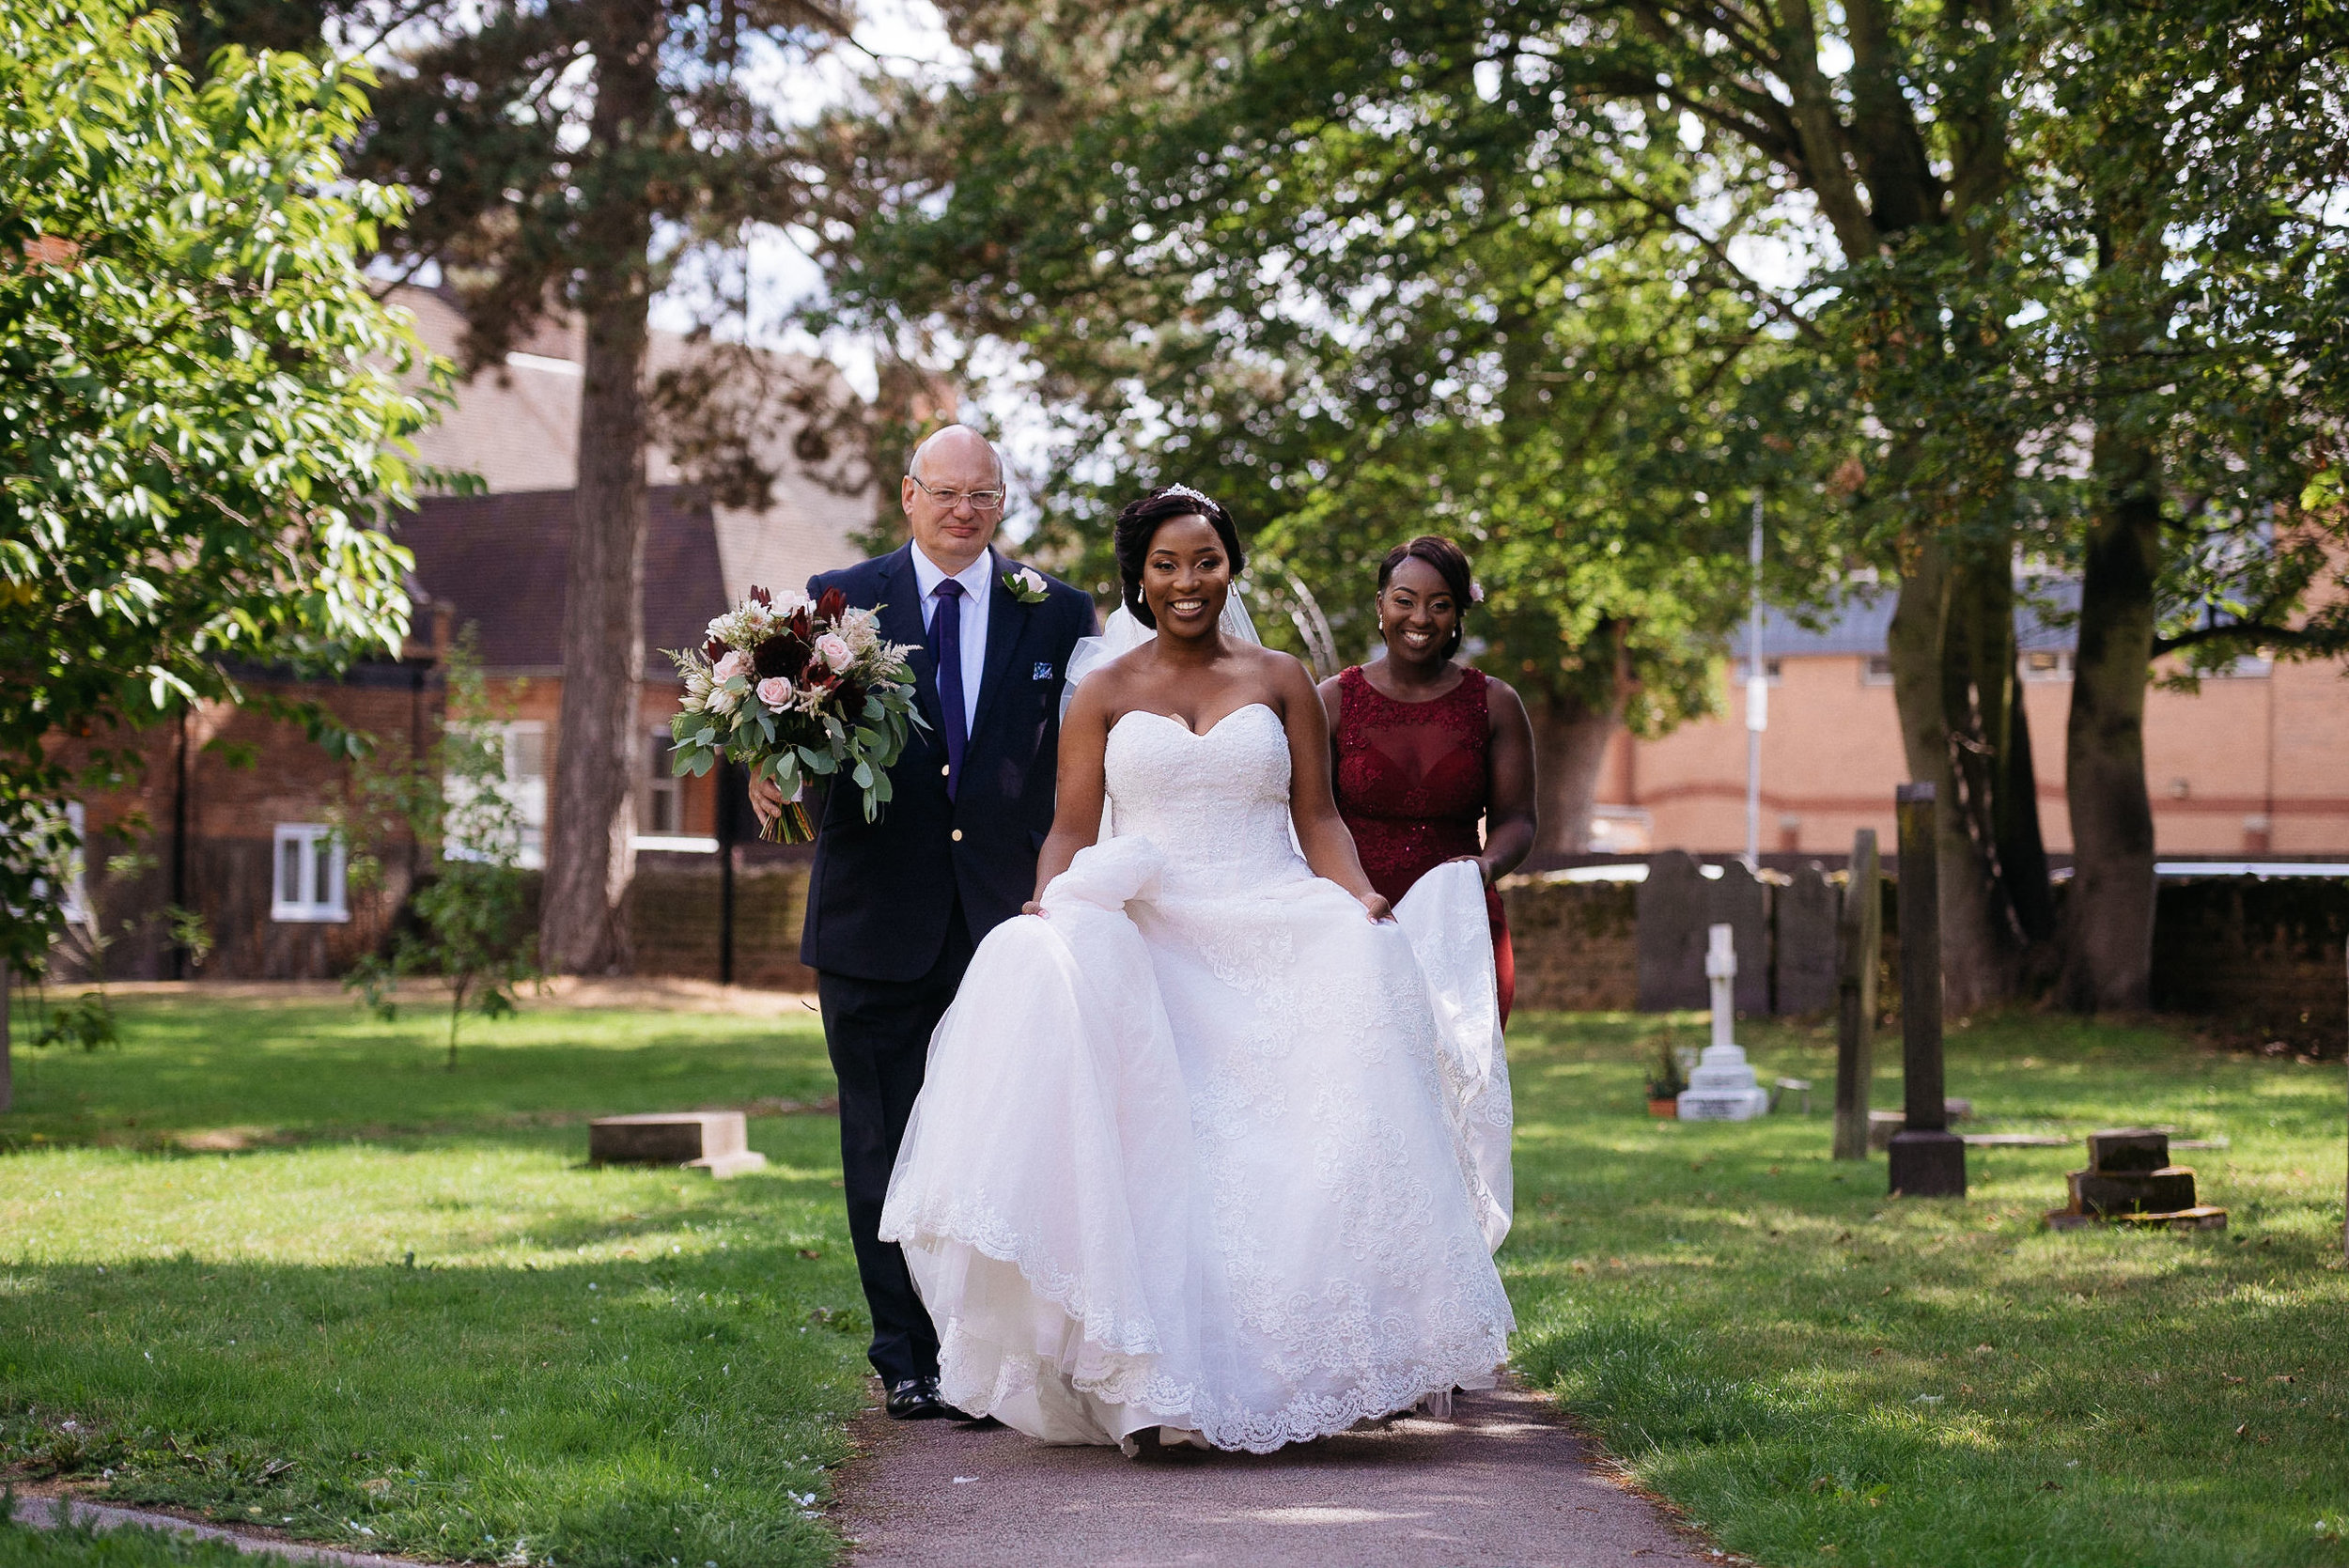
[1159,482,1216,508]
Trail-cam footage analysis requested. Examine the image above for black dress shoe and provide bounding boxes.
[885,1376,950,1421]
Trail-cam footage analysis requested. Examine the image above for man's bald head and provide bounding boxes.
[901,424,1006,574]
[906,424,1004,487]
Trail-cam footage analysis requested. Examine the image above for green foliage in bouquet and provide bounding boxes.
[667,585,925,843]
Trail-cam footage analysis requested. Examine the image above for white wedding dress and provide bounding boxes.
[879,699,1516,1452]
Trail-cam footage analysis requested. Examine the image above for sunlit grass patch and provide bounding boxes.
[1503,1009,2349,1567]
[2,996,859,1567]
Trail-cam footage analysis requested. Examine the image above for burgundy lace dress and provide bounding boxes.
[1332,664,1517,1022]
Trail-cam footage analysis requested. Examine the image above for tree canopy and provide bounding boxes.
[816,0,2349,1002]
[0,0,443,973]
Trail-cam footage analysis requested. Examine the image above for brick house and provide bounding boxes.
[1589,577,2349,859]
[49,291,873,983]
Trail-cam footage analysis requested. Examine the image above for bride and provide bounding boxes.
[879,483,1515,1456]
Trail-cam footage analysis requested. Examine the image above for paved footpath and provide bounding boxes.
[832,1382,1724,1568]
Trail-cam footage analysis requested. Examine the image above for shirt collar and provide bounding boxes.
[910,543,996,602]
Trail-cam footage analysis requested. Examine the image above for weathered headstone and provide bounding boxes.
[1676,924,1771,1120]
[589,1111,768,1178]
[2046,1128,2226,1231]
[1775,863,1839,1015]
[1831,830,1880,1161]
[1887,784,1966,1198]
[1635,851,1709,1011]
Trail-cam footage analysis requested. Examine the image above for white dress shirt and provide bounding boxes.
[910,544,994,734]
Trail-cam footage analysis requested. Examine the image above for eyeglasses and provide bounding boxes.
[908,475,1007,512]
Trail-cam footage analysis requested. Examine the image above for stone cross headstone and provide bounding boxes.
[1831,830,1881,1161]
[1636,850,1709,1011]
[1677,924,1771,1120]
[1710,859,1771,1017]
[1775,863,1839,1016]
[1887,784,1965,1197]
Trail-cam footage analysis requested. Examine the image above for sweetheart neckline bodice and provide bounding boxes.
[1109,700,1278,741]
[1102,701,1299,894]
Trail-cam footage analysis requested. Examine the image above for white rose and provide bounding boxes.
[815,633,853,673]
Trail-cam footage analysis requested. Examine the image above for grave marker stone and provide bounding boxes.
[1832,829,1881,1161]
[1775,862,1839,1015]
[1676,924,1771,1121]
[1887,784,1966,1198]
[1635,851,1708,1011]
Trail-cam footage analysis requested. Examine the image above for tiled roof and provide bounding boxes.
[398,487,727,675]
[395,287,872,599]
[1752,577,2080,659]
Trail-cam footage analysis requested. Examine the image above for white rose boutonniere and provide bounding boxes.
[1003,566,1050,605]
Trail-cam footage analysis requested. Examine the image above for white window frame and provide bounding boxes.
[1732,657,1784,686]
[445,720,546,869]
[272,823,349,923]
[643,727,682,835]
[1863,655,1895,686]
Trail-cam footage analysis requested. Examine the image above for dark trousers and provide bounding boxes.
[816,906,975,1387]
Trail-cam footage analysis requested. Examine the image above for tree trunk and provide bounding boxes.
[2061,422,2161,1011]
[539,0,662,975]
[1527,690,1616,856]
[1526,629,1630,856]
[1887,535,2029,1012]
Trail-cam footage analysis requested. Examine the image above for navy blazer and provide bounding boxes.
[799,544,1098,982]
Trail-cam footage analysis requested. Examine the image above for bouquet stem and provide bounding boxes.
[761,800,815,845]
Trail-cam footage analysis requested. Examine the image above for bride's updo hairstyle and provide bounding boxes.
[1112,484,1246,629]
[1377,535,1478,660]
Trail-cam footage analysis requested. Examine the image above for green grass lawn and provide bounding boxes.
[1504,1011,2349,1568]
[1,997,865,1568]
[0,1518,259,1568]
[4,995,2345,1566]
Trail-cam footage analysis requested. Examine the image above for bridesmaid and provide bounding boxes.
[1318,536,1537,1021]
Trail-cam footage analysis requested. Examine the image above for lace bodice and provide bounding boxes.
[1103,704,1308,896]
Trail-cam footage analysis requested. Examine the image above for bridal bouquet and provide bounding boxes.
[668,585,925,843]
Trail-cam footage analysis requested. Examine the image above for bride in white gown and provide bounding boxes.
[879,485,1515,1454]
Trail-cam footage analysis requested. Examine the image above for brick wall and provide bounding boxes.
[1501,880,1639,1012]
[2150,877,2349,1051]
[624,857,818,990]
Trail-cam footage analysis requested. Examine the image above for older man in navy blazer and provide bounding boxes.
[751,425,1096,1421]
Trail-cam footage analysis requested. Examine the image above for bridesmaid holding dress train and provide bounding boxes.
[1319,536,1538,1021]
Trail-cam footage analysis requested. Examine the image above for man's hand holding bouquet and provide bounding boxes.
[669,585,925,843]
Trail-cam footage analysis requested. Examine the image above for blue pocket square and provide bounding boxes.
[1033,662,1055,680]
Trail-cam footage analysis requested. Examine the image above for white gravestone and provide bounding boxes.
[1677,924,1771,1121]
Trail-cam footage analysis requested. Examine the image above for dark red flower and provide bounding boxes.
[817,586,848,623]
[754,633,808,681]
[703,636,728,662]
[748,585,773,608]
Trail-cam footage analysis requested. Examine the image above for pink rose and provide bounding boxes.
[714,650,751,682]
[815,632,853,673]
[755,675,793,710]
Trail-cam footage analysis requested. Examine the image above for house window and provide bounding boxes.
[272,824,348,923]
[444,721,547,869]
[1732,657,1784,685]
[1864,655,1895,685]
[644,729,680,834]
[2021,649,2075,681]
